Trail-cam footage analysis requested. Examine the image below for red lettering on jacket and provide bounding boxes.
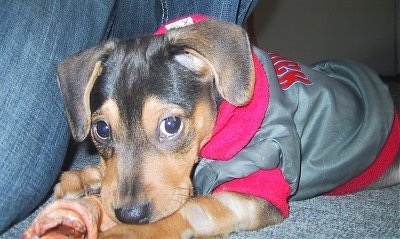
[269,52,312,89]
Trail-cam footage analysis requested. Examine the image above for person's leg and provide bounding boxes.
[105,0,159,39]
[155,0,258,25]
[107,0,259,40]
[0,0,116,233]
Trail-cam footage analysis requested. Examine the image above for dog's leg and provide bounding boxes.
[100,192,283,239]
[54,166,103,199]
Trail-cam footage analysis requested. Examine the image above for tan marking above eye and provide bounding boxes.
[142,97,187,144]
[92,100,121,124]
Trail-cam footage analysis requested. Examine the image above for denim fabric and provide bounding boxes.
[0,0,116,232]
[108,0,257,39]
[0,0,257,233]
[156,0,258,25]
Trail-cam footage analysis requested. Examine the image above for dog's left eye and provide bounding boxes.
[93,120,112,143]
[159,116,183,140]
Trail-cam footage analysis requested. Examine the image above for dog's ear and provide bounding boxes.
[57,40,116,142]
[167,19,255,106]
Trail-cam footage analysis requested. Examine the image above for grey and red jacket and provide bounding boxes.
[156,15,400,218]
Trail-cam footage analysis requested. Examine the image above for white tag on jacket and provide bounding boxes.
[165,17,194,30]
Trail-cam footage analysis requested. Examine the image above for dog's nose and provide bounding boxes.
[114,203,151,224]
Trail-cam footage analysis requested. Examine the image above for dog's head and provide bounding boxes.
[57,18,254,224]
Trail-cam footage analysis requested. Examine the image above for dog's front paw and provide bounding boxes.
[54,166,102,199]
[99,225,174,239]
[99,220,194,239]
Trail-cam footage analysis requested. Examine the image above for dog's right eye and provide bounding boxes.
[159,116,183,140]
[93,120,111,143]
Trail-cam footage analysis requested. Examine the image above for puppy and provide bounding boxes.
[54,15,400,238]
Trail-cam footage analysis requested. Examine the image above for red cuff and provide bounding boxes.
[213,169,291,218]
[326,112,400,196]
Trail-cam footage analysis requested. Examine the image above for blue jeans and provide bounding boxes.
[0,0,258,233]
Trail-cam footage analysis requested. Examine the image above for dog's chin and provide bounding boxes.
[141,180,194,223]
[148,193,192,223]
[148,207,179,223]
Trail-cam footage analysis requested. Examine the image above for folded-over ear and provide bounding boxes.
[57,40,116,142]
[167,18,255,106]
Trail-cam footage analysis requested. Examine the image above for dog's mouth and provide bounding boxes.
[102,181,194,225]
[111,195,190,224]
